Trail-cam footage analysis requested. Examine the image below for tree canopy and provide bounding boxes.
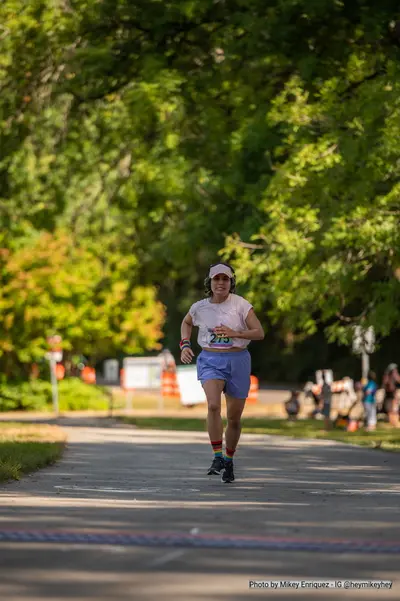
[1,1,399,379]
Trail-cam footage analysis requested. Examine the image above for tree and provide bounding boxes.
[1,1,400,381]
[0,231,165,377]
[223,47,400,347]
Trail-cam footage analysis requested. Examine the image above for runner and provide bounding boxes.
[179,262,264,483]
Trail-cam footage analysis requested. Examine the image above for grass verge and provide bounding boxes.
[119,416,400,452]
[0,422,66,482]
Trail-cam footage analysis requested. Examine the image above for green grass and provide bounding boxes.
[110,390,184,411]
[0,422,66,482]
[119,416,400,452]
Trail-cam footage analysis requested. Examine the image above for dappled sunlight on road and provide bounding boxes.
[0,544,399,600]
[1,425,400,600]
[0,426,400,541]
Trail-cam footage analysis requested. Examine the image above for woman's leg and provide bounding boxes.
[389,396,399,427]
[220,395,246,483]
[367,404,377,431]
[225,395,246,456]
[202,379,226,473]
[202,379,225,440]
[220,350,251,482]
[363,403,368,428]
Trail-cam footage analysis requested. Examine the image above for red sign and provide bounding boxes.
[81,366,96,384]
[47,335,62,351]
[55,364,65,380]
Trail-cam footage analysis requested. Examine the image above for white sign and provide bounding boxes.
[47,334,62,347]
[122,357,163,390]
[104,359,119,383]
[45,351,63,362]
[176,365,206,406]
[353,325,375,354]
[316,369,333,386]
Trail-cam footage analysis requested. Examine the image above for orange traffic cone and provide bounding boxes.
[246,375,259,403]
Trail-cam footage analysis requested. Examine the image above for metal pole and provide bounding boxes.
[361,350,369,383]
[49,355,59,416]
[126,390,133,411]
[158,391,164,411]
[107,388,114,418]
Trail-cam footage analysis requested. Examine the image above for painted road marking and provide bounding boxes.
[54,486,201,494]
[0,530,400,554]
[147,549,186,567]
[309,490,400,496]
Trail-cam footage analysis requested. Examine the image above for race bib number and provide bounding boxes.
[208,329,233,348]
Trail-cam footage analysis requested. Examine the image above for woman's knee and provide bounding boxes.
[226,396,246,424]
[227,415,242,429]
[203,380,224,412]
[207,401,221,414]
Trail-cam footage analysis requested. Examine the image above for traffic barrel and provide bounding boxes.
[246,375,259,403]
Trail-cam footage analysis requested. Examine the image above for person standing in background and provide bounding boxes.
[284,390,301,421]
[382,364,400,426]
[362,370,378,431]
[321,372,332,431]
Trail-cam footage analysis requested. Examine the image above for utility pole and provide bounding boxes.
[353,326,375,383]
[45,334,63,416]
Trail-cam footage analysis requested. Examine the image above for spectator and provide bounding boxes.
[382,363,400,426]
[362,370,378,431]
[159,348,176,373]
[311,386,322,418]
[284,390,300,421]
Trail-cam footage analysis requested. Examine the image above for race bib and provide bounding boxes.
[208,329,233,348]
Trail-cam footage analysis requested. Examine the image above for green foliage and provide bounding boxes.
[57,379,111,411]
[0,230,165,375]
[1,1,400,382]
[0,379,52,411]
[223,60,400,346]
[0,378,112,412]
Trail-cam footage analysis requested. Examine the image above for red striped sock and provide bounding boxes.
[224,447,236,462]
[211,440,223,457]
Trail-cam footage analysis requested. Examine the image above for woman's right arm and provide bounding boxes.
[181,312,193,341]
[180,313,195,364]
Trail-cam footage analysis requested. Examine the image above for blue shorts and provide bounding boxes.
[197,349,251,400]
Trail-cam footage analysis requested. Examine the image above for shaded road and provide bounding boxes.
[1,424,400,599]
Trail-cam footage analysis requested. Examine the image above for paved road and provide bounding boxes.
[1,424,400,600]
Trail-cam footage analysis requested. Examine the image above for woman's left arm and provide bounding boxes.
[237,308,265,340]
[213,309,264,340]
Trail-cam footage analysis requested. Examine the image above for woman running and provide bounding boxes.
[179,262,264,483]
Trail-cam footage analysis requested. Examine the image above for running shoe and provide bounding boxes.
[221,461,235,483]
[207,456,225,475]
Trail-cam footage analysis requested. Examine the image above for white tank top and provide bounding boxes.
[189,294,253,350]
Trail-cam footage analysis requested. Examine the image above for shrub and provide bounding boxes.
[0,378,112,412]
[58,379,111,411]
[0,380,52,411]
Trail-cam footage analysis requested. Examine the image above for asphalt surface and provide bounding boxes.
[1,423,400,600]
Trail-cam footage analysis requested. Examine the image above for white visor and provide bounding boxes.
[209,264,233,279]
